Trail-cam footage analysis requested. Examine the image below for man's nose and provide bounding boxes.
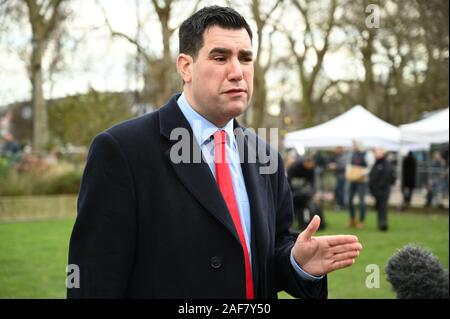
[227,58,243,82]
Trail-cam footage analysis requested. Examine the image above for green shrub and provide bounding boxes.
[34,170,82,195]
[0,157,11,178]
[0,161,83,196]
[0,171,30,196]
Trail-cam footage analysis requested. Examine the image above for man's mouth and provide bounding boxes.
[223,88,246,94]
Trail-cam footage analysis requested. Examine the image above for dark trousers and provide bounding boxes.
[335,176,346,209]
[375,193,389,230]
[293,195,310,230]
[348,182,367,221]
[402,187,414,206]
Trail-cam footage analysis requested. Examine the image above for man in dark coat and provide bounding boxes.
[287,156,323,231]
[369,148,396,231]
[401,152,417,210]
[67,6,362,299]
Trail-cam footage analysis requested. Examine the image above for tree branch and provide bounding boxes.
[171,0,202,34]
[291,0,314,53]
[317,80,338,102]
[97,0,154,65]
[43,0,65,40]
[262,0,281,23]
[310,0,337,88]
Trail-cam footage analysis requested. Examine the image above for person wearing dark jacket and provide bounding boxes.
[67,6,362,299]
[401,152,417,210]
[287,156,316,230]
[369,148,396,231]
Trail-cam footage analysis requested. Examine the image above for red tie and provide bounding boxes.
[213,130,254,299]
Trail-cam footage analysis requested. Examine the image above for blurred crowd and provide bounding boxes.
[285,141,449,232]
[0,133,87,175]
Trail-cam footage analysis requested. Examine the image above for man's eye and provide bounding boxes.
[214,56,226,62]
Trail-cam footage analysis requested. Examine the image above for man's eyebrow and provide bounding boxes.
[239,50,253,58]
[208,47,232,56]
[208,47,253,57]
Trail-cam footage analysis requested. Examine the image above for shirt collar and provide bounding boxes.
[177,92,235,147]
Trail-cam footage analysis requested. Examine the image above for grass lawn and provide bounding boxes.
[279,209,449,299]
[0,209,448,299]
[0,218,74,298]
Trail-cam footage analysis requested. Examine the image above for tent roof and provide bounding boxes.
[400,108,449,144]
[284,105,415,151]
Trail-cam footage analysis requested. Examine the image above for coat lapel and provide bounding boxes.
[159,95,240,244]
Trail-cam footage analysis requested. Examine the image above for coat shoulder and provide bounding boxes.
[106,111,160,141]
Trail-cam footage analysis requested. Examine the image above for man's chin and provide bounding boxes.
[226,102,247,118]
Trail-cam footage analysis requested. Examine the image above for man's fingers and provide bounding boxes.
[299,215,321,242]
[330,242,363,254]
[332,250,360,262]
[326,234,360,246]
[330,258,355,272]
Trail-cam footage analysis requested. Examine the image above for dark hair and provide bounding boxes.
[179,6,253,60]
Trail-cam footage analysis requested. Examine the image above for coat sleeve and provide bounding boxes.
[273,153,328,299]
[67,132,136,298]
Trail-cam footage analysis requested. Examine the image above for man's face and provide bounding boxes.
[179,26,254,127]
[304,159,314,170]
[375,148,385,159]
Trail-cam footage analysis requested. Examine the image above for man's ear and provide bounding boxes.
[177,53,193,83]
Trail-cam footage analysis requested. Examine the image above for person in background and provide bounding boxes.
[427,150,445,208]
[346,140,374,229]
[328,146,347,211]
[1,132,21,161]
[442,144,449,200]
[283,148,300,173]
[369,147,396,231]
[287,156,316,230]
[401,151,417,211]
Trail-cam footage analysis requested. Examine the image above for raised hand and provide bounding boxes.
[292,215,362,277]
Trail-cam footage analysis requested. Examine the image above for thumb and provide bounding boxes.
[298,215,321,242]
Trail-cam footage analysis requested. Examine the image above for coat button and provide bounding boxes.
[210,256,222,269]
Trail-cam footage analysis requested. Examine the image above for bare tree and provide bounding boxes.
[247,0,282,129]
[416,0,449,111]
[5,0,68,152]
[287,0,338,127]
[340,0,380,112]
[339,0,448,124]
[100,0,201,109]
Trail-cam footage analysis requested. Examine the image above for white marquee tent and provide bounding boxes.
[400,107,449,145]
[284,105,422,151]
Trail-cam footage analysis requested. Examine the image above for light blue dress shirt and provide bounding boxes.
[177,92,322,281]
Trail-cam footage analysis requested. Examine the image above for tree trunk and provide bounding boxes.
[300,80,314,127]
[361,30,376,112]
[31,39,49,152]
[250,63,266,129]
[24,0,65,152]
[158,13,174,107]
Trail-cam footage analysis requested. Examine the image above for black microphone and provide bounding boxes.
[385,244,449,299]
